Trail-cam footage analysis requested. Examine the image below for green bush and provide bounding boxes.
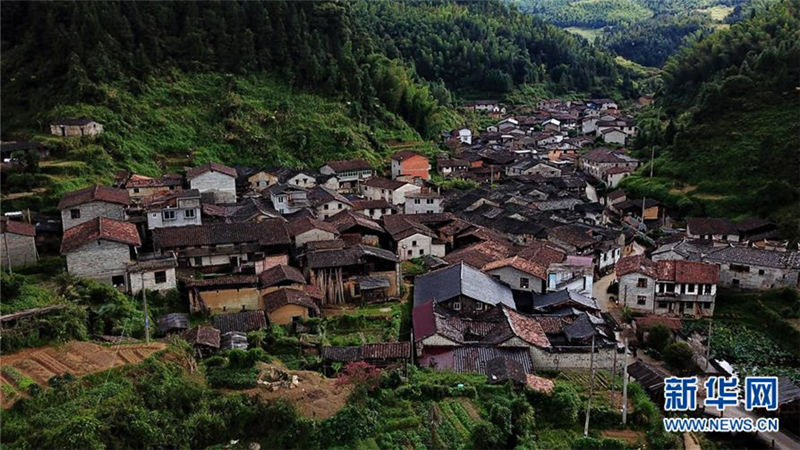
[645,323,672,353]
[544,384,582,426]
[663,342,696,375]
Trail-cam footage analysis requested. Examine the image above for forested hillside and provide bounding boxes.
[512,0,780,67]
[623,0,800,238]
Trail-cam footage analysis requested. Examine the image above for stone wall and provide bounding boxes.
[61,201,125,231]
[0,233,38,269]
[129,268,177,294]
[66,240,131,289]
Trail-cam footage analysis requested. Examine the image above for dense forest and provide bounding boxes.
[624,0,800,238]
[1,0,632,137]
[512,0,780,67]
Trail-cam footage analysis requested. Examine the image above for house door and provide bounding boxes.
[678,302,685,315]
[230,256,239,267]
[60,126,66,137]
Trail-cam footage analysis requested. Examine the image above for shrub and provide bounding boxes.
[204,356,227,367]
[645,323,673,353]
[663,342,696,375]
[545,384,582,426]
[335,361,382,393]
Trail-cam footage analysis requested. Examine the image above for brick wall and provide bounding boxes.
[61,201,126,231]
[0,232,38,269]
[66,240,131,288]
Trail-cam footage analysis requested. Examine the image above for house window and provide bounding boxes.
[154,271,167,284]
[704,284,713,295]
[111,275,125,287]
[414,199,420,204]
[194,257,203,266]
[475,302,484,311]
[230,256,239,266]
[658,301,668,309]
[70,209,81,219]
[520,277,530,289]
[324,204,329,210]
[730,264,750,273]
[427,199,434,204]
[184,209,196,219]
[162,210,176,221]
[407,250,412,257]
[686,284,696,294]
[758,269,765,275]
[419,249,424,256]
[452,301,461,311]
[637,278,648,288]
[703,302,712,309]
[412,240,417,247]
[338,203,343,209]
[133,187,140,193]
[637,296,647,305]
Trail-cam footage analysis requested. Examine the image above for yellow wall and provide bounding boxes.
[198,287,260,313]
[268,304,309,325]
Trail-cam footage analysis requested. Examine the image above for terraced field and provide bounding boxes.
[1,340,166,407]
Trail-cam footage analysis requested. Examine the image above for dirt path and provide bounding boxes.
[239,361,351,420]
[1,341,166,407]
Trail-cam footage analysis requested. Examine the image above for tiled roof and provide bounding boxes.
[363,177,408,190]
[125,173,183,188]
[185,162,237,179]
[153,220,290,248]
[391,150,425,161]
[483,255,548,280]
[185,274,258,288]
[58,185,130,209]
[413,262,514,309]
[321,342,411,361]
[351,199,395,210]
[703,246,800,269]
[616,254,658,278]
[412,299,436,342]
[213,310,267,334]
[262,288,319,314]
[326,210,384,234]
[307,186,352,207]
[258,264,306,287]
[503,308,551,348]
[532,290,598,312]
[444,241,517,268]
[323,159,372,172]
[306,244,397,269]
[0,218,35,237]
[656,260,719,284]
[486,356,527,385]
[419,346,533,375]
[157,313,189,333]
[182,325,220,348]
[60,217,141,253]
[289,217,339,237]
[548,224,596,249]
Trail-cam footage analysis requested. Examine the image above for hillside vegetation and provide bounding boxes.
[624,0,800,239]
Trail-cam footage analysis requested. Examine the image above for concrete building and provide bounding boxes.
[307,186,352,219]
[127,255,178,294]
[289,217,339,248]
[61,217,141,290]
[404,191,444,214]
[0,218,38,270]
[391,151,430,180]
[145,189,202,230]
[58,185,129,231]
[319,159,373,192]
[362,177,421,206]
[268,184,309,215]
[186,162,237,204]
[701,246,800,290]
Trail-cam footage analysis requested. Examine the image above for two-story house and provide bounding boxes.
[413,262,515,315]
[307,186,352,219]
[124,173,183,202]
[144,189,202,230]
[617,255,719,317]
[362,177,421,206]
[390,151,430,181]
[61,217,141,290]
[404,191,444,214]
[268,184,310,215]
[58,185,129,231]
[186,162,237,204]
[319,159,373,192]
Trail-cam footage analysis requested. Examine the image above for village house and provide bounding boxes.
[50,118,103,137]
[304,243,399,305]
[391,151,430,180]
[468,100,505,113]
[0,218,38,270]
[152,220,291,273]
[307,186,352,219]
[362,177,421,206]
[144,189,202,230]
[325,210,386,247]
[58,185,130,231]
[384,214,447,260]
[187,275,261,313]
[123,173,183,202]
[289,217,339,248]
[686,217,740,243]
[61,217,142,290]
[351,199,395,220]
[246,170,279,191]
[617,255,719,317]
[577,149,640,183]
[186,162,237,204]
[413,262,515,315]
[268,184,310,215]
[263,288,320,325]
[404,191,444,215]
[127,255,178,294]
[281,169,319,189]
[319,159,373,192]
[600,128,627,145]
[700,246,800,290]
[436,157,469,176]
[321,342,411,374]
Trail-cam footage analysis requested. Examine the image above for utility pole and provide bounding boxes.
[611,341,618,401]
[705,318,713,371]
[583,333,596,437]
[141,273,150,343]
[622,338,629,425]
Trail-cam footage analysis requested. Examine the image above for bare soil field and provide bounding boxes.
[1,340,166,407]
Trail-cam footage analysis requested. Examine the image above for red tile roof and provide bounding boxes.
[656,260,719,284]
[503,308,550,348]
[258,264,306,287]
[262,287,319,314]
[58,185,130,210]
[0,218,35,237]
[153,220,290,248]
[616,254,658,278]
[289,217,339,237]
[516,241,566,266]
[60,217,141,253]
[483,256,548,280]
[125,173,183,188]
[185,162,237,179]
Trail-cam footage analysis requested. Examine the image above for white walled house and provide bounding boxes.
[58,185,129,231]
[186,162,237,204]
[127,256,178,294]
[362,177,421,206]
[268,184,309,215]
[61,217,141,290]
[404,191,444,214]
[145,190,202,230]
[394,228,445,260]
[307,186,352,219]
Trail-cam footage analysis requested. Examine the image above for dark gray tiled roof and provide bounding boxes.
[413,262,514,309]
